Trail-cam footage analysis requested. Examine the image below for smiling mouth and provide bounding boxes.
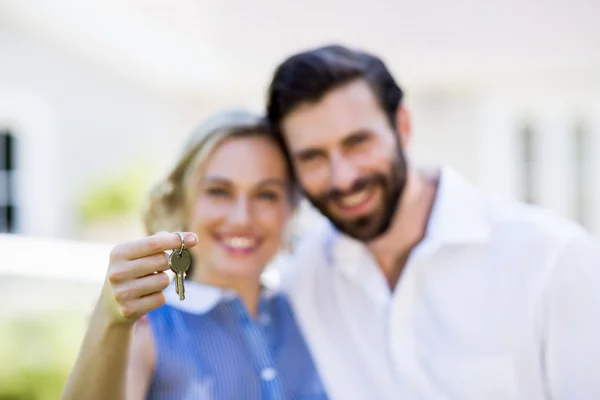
[333,185,376,215]
[217,235,259,254]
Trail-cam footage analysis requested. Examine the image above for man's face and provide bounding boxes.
[281,79,408,241]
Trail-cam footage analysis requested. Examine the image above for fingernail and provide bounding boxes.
[185,233,198,245]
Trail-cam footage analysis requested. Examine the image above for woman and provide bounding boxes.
[61,110,328,400]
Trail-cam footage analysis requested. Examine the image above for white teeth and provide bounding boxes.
[224,237,255,249]
[339,189,371,207]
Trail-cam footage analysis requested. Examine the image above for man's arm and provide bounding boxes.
[542,234,600,399]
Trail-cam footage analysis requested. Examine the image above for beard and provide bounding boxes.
[304,144,407,242]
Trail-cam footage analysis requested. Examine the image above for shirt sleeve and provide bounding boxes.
[542,234,600,399]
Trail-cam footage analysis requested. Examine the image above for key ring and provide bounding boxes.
[175,232,185,256]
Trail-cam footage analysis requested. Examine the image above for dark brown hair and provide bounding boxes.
[266,44,404,148]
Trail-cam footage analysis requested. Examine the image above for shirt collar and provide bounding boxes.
[165,278,279,315]
[424,166,490,245]
[324,166,491,269]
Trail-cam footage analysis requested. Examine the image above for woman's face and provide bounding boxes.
[186,135,293,281]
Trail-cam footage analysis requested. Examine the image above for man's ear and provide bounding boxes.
[395,104,411,148]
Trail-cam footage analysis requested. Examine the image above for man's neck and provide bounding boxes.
[367,168,440,289]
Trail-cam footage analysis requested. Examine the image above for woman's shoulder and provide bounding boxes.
[146,303,177,325]
[145,303,191,341]
[129,315,157,375]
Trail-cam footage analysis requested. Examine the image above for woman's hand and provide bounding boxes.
[101,231,198,324]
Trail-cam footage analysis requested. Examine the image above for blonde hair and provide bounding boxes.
[143,109,287,235]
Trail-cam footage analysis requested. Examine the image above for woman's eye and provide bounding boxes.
[206,187,229,197]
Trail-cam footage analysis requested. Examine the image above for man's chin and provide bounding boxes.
[344,228,383,242]
[329,215,385,242]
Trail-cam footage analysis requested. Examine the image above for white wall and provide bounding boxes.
[408,89,481,182]
[2,20,599,240]
[0,24,228,238]
[477,91,600,234]
[405,85,600,236]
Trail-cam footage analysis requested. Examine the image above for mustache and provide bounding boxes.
[321,175,384,202]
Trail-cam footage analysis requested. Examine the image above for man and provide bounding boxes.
[266,45,600,399]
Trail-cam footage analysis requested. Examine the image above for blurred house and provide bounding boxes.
[4,6,598,395]
[0,233,110,317]
[1,0,600,244]
[0,1,249,241]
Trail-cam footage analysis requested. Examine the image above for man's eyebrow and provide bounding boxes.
[294,147,327,159]
[342,130,372,144]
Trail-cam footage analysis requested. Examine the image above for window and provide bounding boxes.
[520,122,536,204]
[0,130,17,233]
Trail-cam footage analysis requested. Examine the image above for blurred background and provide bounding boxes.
[1,0,599,398]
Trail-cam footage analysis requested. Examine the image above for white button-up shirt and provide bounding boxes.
[280,167,600,400]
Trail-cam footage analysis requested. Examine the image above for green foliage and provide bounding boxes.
[0,368,69,400]
[0,314,86,400]
[78,164,151,224]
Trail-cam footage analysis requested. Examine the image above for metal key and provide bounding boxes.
[168,232,191,301]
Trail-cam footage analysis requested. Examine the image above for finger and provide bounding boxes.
[118,292,166,321]
[108,252,169,283]
[110,231,198,261]
[112,272,171,303]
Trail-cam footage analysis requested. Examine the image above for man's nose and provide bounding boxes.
[329,153,359,193]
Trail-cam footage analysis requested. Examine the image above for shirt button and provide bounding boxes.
[260,367,277,381]
[259,313,271,324]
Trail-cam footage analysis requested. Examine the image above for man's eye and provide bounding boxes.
[258,191,279,201]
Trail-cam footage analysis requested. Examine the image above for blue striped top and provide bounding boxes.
[146,281,328,400]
